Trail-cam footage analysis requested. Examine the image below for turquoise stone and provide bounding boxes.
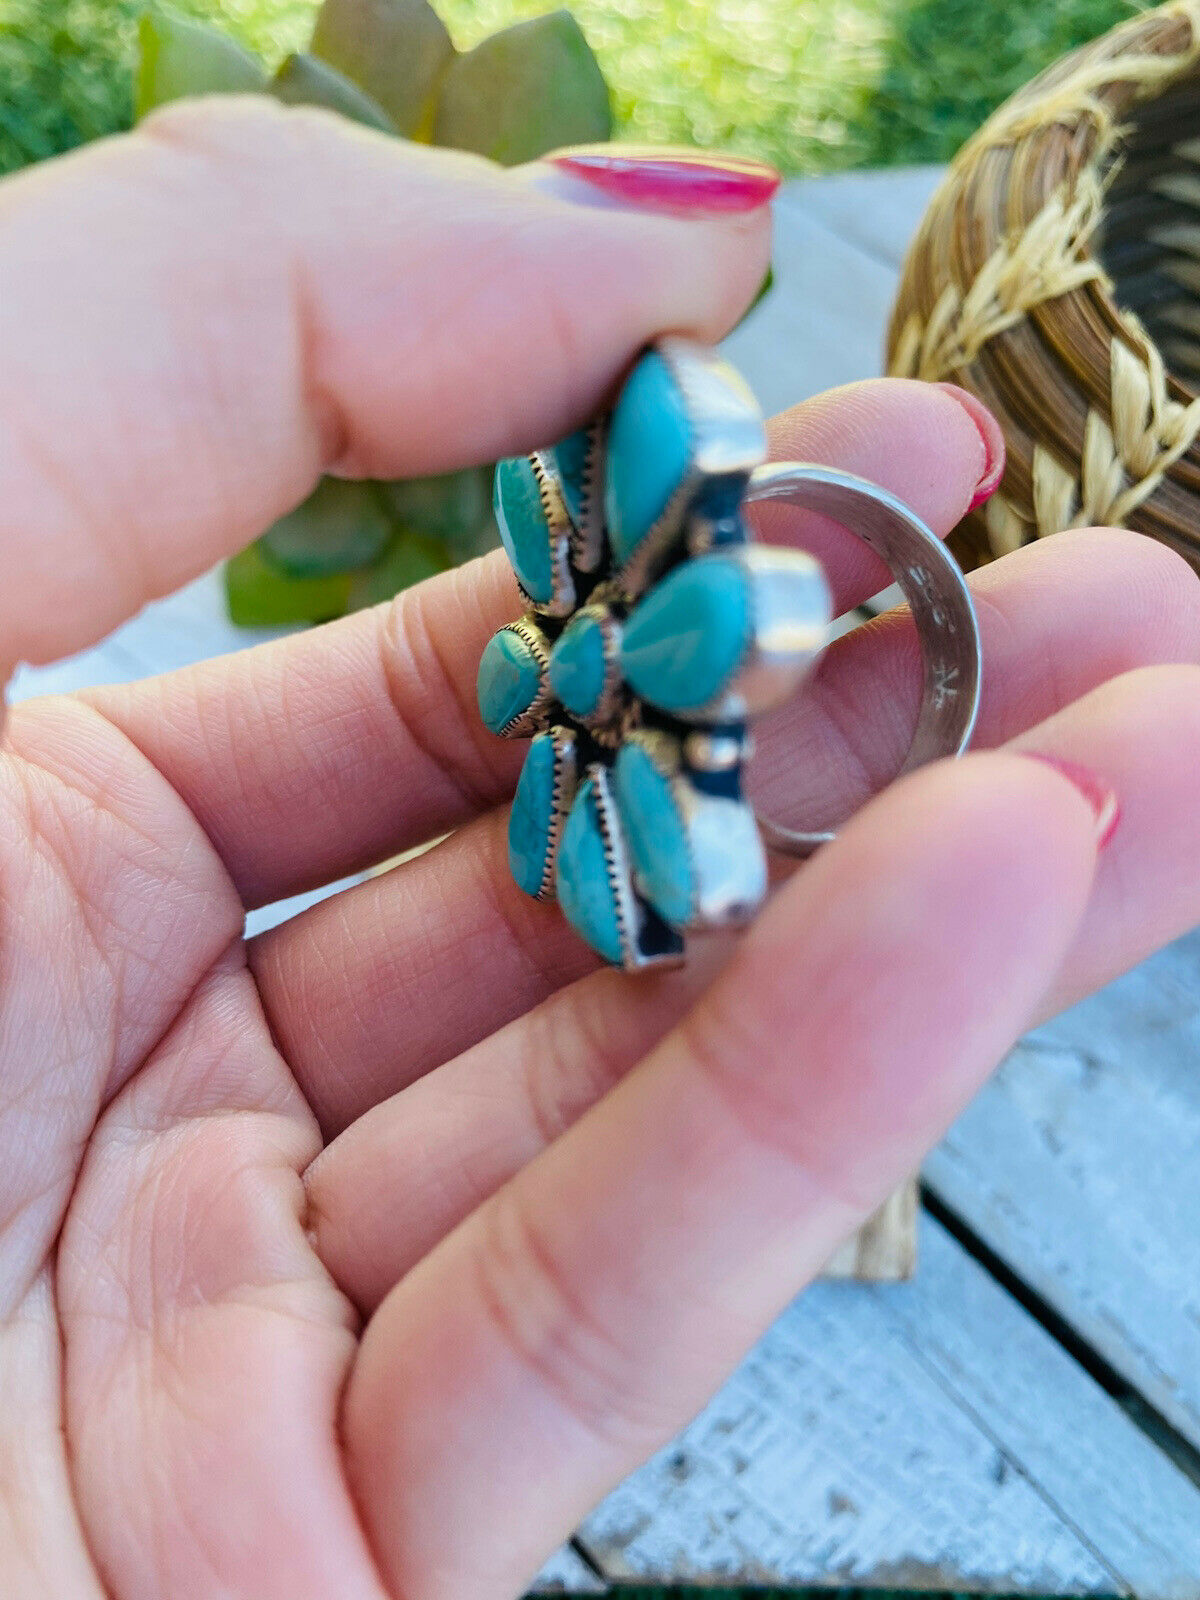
[549,428,591,527]
[613,743,694,926]
[509,733,559,898]
[620,554,751,714]
[548,611,609,719]
[477,626,543,735]
[555,778,624,964]
[494,456,555,605]
[605,351,693,569]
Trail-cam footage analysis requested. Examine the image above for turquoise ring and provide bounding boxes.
[477,338,981,970]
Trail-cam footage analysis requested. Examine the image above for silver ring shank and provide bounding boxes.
[745,462,983,858]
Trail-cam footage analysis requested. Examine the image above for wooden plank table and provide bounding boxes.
[11,166,1200,1596]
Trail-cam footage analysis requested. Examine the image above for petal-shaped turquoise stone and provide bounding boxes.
[549,428,591,527]
[620,554,750,714]
[509,733,559,897]
[613,742,694,927]
[547,611,608,719]
[556,777,624,964]
[494,456,555,605]
[605,351,693,568]
[477,626,543,735]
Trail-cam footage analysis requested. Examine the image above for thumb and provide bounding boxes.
[0,99,772,671]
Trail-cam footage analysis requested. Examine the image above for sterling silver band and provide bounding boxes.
[744,462,983,859]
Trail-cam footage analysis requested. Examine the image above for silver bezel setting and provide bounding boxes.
[613,338,768,600]
[529,725,578,903]
[623,728,767,933]
[662,545,832,725]
[683,729,753,772]
[515,455,577,619]
[588,761,685,972]
[493,617,555,739]
[566,419,607,575]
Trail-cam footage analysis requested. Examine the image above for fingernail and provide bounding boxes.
[1022,753,1121,848]
[934,382,1006,510]
[544,144,781,215]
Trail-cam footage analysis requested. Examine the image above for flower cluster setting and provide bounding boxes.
[476,337,832,970]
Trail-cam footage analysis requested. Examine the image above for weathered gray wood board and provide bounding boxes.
[723,181,906,412]
[530,1544,606,1594]
[926,925,1200,1452]
[793,165,946,271]
[575,1216,1200,1597]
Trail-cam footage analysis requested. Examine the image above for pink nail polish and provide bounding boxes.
[1023,753,1121,849]
[934,382,1006,510]
[547,144,782,215]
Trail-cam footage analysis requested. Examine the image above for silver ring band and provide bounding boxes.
[745,462,983,859]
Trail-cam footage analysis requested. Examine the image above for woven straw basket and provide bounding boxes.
[887,0,1200,571]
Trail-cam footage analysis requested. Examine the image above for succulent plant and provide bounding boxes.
[135,1,613,625]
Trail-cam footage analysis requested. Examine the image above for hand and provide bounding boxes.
[2,100,1199,1600]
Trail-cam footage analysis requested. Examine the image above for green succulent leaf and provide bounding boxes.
[259,477,395,579]
[433,11,611,166]
[733,263,774,330]
[349,530,452,608]
[310,0,454,139]
[271,53,395,132]
[135,9,267,119]
[225,543,353,627]
[376,467,494,556]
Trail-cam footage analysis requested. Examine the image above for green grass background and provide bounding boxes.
[1,0,1138,179]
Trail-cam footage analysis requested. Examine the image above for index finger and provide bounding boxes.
[0,96,767,679]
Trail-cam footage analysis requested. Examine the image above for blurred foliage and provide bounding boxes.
[0,0,1138,180]
[0,1,306,171]
[123,0,609,623]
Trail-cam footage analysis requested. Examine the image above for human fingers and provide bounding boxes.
[0,99,769,681]
[307,655,1200,1314]
[90,378,990,907]
[341,751,1101,1599]
[252,526,1200,1137]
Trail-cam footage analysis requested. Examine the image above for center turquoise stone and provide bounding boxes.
[620,554,751,714]
[547,611,609,719]
[477,626,543,735]
[605,350,693,570]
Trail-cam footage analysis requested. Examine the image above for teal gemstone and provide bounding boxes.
[494,456,556,605]
[477,626,544,735]
[620,554,751,714]
[556,777,625,964]
[605,350,693,569]
[613,742,694,927]
[549,428,591,527]
[548,610,609,719]
[509,733,560,898]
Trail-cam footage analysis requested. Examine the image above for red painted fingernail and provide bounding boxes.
[1022,753,1121,849]
[935,382,1006,510]
[546,144,781,215]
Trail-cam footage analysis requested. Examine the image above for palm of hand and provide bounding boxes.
[0,694,364,1597]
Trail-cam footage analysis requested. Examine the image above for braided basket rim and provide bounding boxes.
[887,0,1200,568]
